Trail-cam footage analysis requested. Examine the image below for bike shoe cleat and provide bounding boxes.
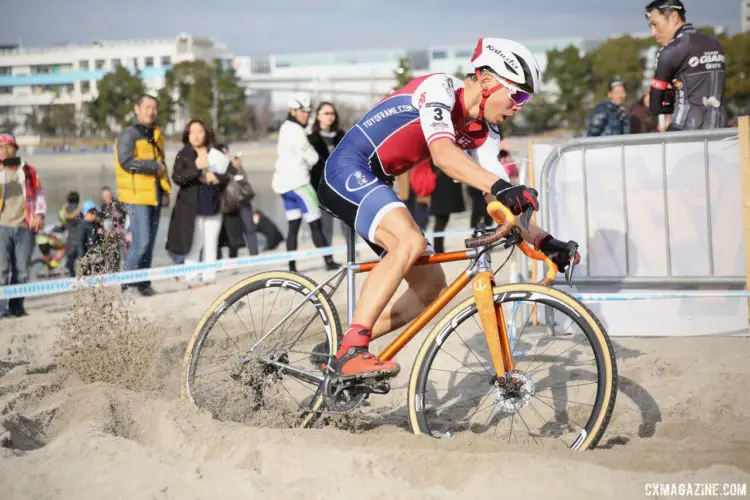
[327,347,400,381]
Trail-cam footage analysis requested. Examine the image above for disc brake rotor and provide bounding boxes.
[492,370,535,414]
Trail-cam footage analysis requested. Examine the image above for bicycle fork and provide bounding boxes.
[472,272,514,385]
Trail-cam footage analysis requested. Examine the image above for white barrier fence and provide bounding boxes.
[525,123,749,337]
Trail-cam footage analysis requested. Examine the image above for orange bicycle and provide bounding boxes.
[181,201,617,450]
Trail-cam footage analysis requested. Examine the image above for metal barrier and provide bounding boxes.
[529,127,746,336]
[537,128,740,286]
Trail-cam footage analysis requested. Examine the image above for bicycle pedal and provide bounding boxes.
[336,379,390,395]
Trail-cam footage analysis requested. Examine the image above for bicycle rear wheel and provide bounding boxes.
[180,271,342,427]
[407,283,617,450]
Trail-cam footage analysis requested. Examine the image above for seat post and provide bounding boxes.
[345,225,356,325]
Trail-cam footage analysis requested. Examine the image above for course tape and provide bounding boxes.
[3,228,749,302]
[574,291,750,301]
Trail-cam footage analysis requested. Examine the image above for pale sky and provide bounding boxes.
[5,0,743,55]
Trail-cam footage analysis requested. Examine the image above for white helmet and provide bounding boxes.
[470,38,542,94]
[287,92,312,112]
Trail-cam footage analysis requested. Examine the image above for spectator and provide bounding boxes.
[499,149,520,184]
[467,144,517,231]
[215,144,259,258]
[430,166,465,254]
[77,200,103,255]
[74,200,109,276]
[115,94,172,296]
[308,101,346,245]
[252,209,284,252]
[646,0,726,131]
[400,165,431,231]
[628,88,659,134]
[58,191,82,277]
[99,186,127,268]
[467,185,492,230]
[166,119,229,288]
[0,132,45,319]
[586,81,630,137]
[272,93,340,272]
[99,186,127,235]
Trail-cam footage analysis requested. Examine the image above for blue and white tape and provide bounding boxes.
[574,291,750,301]
[3,228,749,303]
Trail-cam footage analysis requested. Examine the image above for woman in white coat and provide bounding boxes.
[272,93,340,272]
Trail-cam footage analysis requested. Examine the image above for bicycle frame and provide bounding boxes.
[347,229,513,376]
[345,200,561,379]
[255,201,559,381]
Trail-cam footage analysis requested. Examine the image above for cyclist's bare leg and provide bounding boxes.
[349,207,427,328]
[371,264,447,340]
[332,207,427,377]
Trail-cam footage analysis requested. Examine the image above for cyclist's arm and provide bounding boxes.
[650,45,678,117]
[466,127,549,245]
[416,74,498,193]
[429,130,548,244]
[429,139,498,193]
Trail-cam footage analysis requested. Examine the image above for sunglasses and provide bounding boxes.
[496,78,533,106]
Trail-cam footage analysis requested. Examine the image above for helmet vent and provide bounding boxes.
[513,52,535,93]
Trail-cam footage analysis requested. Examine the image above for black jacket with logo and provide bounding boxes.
[649,23,727,131]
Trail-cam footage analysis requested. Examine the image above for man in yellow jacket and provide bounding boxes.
[115,94,172,296]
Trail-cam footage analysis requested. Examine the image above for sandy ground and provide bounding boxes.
[1,237,749,499]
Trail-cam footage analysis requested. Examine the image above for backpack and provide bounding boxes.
[410,160,437,197]
[220,165,256,214]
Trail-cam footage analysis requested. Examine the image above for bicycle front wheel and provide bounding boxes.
[407,282,617,450]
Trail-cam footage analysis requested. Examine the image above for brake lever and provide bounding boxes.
[519,206,533,231]
[564,242,579,287]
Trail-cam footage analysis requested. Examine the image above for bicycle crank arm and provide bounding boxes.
[262,358,325,385]
[336,380,391,396]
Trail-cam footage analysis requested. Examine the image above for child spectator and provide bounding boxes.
[75,200,107,276]
[58,191,83,276]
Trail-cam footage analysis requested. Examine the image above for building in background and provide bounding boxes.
[0,33,231,134]
[743,0,750,32]
[233,37,591,115]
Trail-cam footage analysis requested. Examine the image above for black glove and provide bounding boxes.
[537,234,581,273]
[491,179,539,216]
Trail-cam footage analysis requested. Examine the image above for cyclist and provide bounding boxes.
[646,0,727,131]
[317,38,580,381]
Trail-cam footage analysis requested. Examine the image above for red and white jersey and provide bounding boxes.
[335,73,507,181]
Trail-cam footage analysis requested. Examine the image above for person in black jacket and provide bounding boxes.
[646,0,726,131]
[166,120,229,288]
[430,165,465,254]
[252,209,284,251]
[58,191,83,277]
[308,101,346,246]
[586,81,630,137]
[214,144,259,259]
